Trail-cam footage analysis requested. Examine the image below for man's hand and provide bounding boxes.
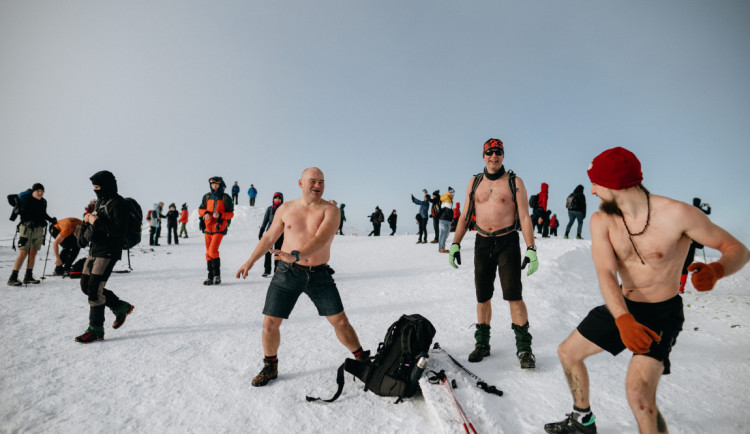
[615,313,661,354]
[236,260,254,279]
[449,243,461,268]
[203,213,211,222]
[687,262,725,292]
[521,248,538,276]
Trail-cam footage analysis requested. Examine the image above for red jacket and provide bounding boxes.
[178,209,189,223]
[198,192,234,235]
[537,183,549,211]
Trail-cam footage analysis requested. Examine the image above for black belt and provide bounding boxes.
[290,262,330,272]
[475,223,518,237]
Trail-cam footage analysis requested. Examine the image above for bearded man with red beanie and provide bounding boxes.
[545,147,749,434]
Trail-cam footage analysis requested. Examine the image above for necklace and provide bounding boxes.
[619,186,650,264]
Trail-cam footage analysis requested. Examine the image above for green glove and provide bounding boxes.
[449,243,461,268]
[521,248,538,276]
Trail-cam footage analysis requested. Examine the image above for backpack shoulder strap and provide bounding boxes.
[507,170,521,230]
[464,172,484,230]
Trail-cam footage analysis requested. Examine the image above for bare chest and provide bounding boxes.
[283,207,326,235]
[474,178,513,208]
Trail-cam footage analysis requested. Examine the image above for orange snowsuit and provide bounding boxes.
[198,191,234,260]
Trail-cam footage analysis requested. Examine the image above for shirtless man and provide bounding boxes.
[544,147,749,434]
[449,138,539,369]
[236,167,367,387]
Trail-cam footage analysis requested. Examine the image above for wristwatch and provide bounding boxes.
[290,250,300,262]
[527,245,537,251]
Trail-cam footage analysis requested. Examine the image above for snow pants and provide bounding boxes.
[204,233,224,261]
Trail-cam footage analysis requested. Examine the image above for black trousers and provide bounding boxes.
[264,234,284,275]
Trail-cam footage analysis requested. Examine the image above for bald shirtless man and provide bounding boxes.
[544,147,750,434]
[236,167,367,387]
[449,138,539,369]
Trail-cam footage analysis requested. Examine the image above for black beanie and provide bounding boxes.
[32,183,45,192]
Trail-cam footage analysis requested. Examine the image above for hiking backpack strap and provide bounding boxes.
[305,358,372,403]
[465,171,520,231]
[464,172,484,230]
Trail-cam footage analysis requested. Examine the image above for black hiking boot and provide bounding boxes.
[23,270,41,284]
[203,260,214,285]
[112,303,134,329]
[518,351,536,369]
[544,412,597,433]
[7,270,22,287]
[251,359,278,387]
[75,326,105,344]
[468,345,490,362]
[354,350,371,362]
[212,257,221,285]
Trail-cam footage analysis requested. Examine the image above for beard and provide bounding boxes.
[599,198,622,216]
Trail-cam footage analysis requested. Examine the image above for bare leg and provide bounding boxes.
[557,330,604,409]
[508,300,528,326]
[261,315,283,356]
[477,300,492,324]
[13,250,30,271]
[325,311,361,352]
[626,355,668,433]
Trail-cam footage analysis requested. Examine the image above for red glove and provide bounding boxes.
[687,262,725,292]
[615,313,661,354]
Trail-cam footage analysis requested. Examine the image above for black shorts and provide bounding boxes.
[262,261,344,319]
[577,295,684,375]
[473,231,523,303]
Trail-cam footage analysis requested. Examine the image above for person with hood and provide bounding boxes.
[549,213,559,237]
[166,203,179,245]
[148,203,162,246]
[387,210,398,236]
[248,184,258,206]
[259,192,284,277]
[50,217,84,276]
[564,184,587,239]
[155,202,165,243]
[430,190,441,243]
[178,203,189,238]
[411,191,430,243]
[7,183,56,286]
[338,203,346,235]
[232,181,240,205]
[198,176,234,285]
[368,206,384,236]
[534,183,549,236]
[74,170,134,343]
[438,188,455,252]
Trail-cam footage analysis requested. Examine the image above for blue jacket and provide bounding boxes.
[411,196,429,219]
[248,187,257,198]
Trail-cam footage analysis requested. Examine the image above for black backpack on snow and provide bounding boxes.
[307,314,436,403]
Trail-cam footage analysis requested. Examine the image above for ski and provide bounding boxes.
[429,370,478,434]
[433,342,503,397]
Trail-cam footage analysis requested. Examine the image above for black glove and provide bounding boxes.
[49,216,57,225]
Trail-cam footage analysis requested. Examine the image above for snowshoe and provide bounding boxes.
[251,359,278,387]
[544,412,597,433]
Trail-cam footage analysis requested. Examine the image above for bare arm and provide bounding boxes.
[590,212,629,318]
[52,235,63,264]
[682,204,750,277]
[451,178,475,246]
[514,177,535,249]
[236,205,286,278]
[271,206,340,263]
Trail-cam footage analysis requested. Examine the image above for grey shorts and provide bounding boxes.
[262,261,345,319]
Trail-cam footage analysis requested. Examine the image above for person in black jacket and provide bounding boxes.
[430,190,440,243]
[564,184,587,239]
[259,192,284,277]
[368,206,384,236]
[387,210,398,235]
[74,171,134,344]
[166,203,179,245]
[7,183,56,286]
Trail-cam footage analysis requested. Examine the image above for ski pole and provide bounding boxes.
[428,370,477,434]
[433,343,503,397]
[41,226,52,280]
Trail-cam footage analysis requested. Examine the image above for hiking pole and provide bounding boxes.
[41,226,52,280]
[433,342,503,397]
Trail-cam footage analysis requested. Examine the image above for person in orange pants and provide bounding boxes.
[198,176,234,285]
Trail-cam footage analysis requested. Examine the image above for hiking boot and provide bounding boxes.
[23,270,41,284]
[8,270,22,287]
[75,326,105,344]
[576,235,583,240]
[518,351,536,369]
[355,350,371,362]
[564,234,569,239]
[468,345,490,363]
[213,276,221,285]
[212,258,221,285]
[113,303,134,329]
[262,272,270,278]
[430,240,438,244]
[544,412,597,433]
[203,260,214,285]
[251,359,278,387]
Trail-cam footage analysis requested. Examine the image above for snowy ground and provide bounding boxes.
[1,205,749,433]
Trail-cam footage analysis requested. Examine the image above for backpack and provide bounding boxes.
[307,314,436,403]
[68,258,86,279]
[565,194,574,210]
[529,194,539,209]
[146,210,152,220]
[7,189,33,222]
[120,198,143,249]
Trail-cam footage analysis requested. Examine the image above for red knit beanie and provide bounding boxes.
[587,147,643,190]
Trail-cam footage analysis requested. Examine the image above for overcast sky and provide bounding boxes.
[2,0,748,244]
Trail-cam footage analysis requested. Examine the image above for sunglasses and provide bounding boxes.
[484,149,503,157]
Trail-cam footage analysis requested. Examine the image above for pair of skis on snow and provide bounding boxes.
[422,343,503,434]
